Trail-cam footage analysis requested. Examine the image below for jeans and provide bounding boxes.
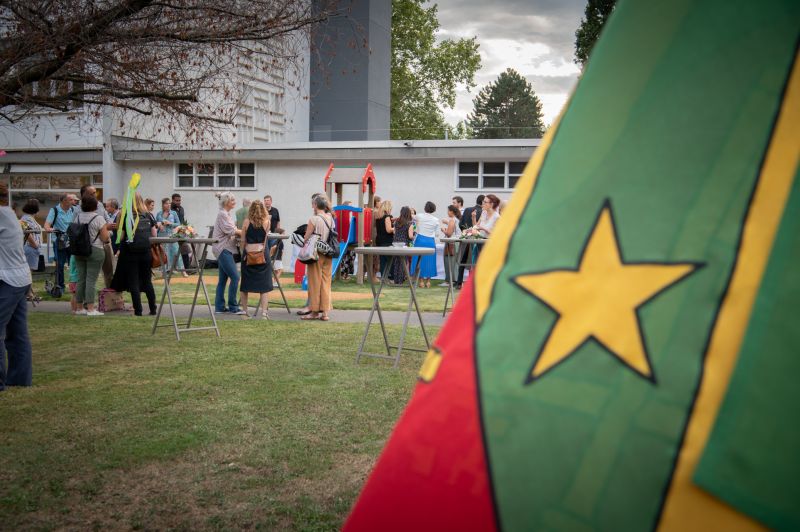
[74,247,105,305]
[0,281,32,390]
[215,250,240,312]
[53,241,71,289]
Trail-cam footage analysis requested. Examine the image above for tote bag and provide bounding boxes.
[298,234,319,264]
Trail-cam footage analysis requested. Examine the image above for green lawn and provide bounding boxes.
[0,313,436,530]
[32,270,460,312]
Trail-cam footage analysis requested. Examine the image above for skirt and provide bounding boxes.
[240,252,274,293]
[410,235,437,278]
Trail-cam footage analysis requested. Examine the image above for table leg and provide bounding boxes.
[166,250,181,341]
[356,255,393,364]
[395,255,430,367]
[187,242,220,337]
[272,257,291,314]
[443,240,460,316]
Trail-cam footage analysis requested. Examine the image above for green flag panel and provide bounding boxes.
[474,1,799,530]
[694,167,800,531]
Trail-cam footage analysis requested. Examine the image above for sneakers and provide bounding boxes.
[74,309,88,315]
[233,309,248,316]
[86,310,104,316]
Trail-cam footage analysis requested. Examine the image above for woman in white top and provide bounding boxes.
[73,194,111,316]
[476,194,501,237]
[412,201,439,288]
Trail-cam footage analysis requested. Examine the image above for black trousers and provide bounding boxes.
[124,252,157,315]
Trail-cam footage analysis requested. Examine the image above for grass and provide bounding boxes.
[0,313,438,530]
[32,269,461,312]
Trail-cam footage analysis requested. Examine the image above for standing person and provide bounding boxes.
[411,201,439,288]
[111,193,158,316]
[239,200,273,319]
[301,195,334,321]
[452,196,464,215]
[475,194,501,237]
[43,193,76,291]
[72,194,111,316]
[212,192,243,315]
[235,198,251,229]
[105,199,121,253]
[145,198,156,215]
[369,195,382,277]
[440,205,462,285]
[0,206,33,390]
[171,193,193,273]
[374,200,394,277]
[21,199,42,272]
[155,197,187,277]
[264,195,284,276]
[391,206,414,285]
[454,194,484,289]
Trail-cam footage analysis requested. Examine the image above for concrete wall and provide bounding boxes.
[310,0,391,141]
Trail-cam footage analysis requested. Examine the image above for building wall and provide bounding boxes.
[310,0,391,141]
[118,155,518,260]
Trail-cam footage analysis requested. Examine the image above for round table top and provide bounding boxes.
[440,237,488,245]
[151,237,218,244]
[354,246,435,256]
[267,233,290,240]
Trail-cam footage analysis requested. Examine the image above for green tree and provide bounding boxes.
[466,68,545,139]
[574,0,617,67]
[391,0,481,140]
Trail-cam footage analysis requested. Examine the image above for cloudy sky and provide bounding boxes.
[433,0,586,127]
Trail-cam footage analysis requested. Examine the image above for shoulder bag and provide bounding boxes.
[245,225,269,266]
[298,234,319,264]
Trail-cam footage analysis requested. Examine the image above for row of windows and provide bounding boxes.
[176,163,256,189]
[172,161,528,191]
[457,161,526,190]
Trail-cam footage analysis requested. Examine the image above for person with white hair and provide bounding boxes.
[212,192,243,314]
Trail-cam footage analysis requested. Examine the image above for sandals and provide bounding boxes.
[262,312,270,320]
[296,309,312,316]
[319,316,330,321]
[300,314,319,321]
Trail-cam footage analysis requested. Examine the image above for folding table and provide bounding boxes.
[151,237,220,340]
[354,246,434,368]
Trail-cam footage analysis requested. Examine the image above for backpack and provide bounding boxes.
[316,215,340,259]
[67,214,101,257]
[127,214,153,252]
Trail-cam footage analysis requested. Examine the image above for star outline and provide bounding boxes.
[510,198,705,385]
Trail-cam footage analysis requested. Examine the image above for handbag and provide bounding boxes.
[245,228,269,266]
[150,243,168,268]
[298,234,320,264]
[315,215,340,258]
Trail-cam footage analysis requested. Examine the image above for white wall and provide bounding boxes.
[117,157,516,259]
[0,110,103,149]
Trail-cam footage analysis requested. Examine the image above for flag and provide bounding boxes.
[344,1,800,530]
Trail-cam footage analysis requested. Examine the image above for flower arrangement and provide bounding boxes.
[460,227,485,239]
[174,223,198,239]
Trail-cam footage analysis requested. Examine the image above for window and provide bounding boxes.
[174,162,257,189]
[456,161,528,190]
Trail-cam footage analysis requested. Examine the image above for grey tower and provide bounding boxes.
[310,0,391,141]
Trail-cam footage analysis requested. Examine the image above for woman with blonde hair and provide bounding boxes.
[239,200,273,319]
[111,192,158,316]
[301,195,334,321]
[374,199,394,278]
[213,191,243,314]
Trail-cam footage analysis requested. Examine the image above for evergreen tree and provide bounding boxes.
[467,69,545,139]
[391,0,481,139]
[574,0,617,67]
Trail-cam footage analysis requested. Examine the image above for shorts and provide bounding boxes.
[68,282,77,294]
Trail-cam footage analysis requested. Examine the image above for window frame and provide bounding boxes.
[174,162,258,190]
[455,161,528,191]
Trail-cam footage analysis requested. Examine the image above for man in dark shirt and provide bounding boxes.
[454,194,484,288]
[171,193,192,271]
[264,195,284,275]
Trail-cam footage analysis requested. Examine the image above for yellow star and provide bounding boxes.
[512,202,701,383]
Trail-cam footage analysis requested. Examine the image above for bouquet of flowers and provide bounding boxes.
[460,226,485,239]
[174,223,198,239]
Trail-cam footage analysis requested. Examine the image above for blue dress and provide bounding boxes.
[411,234,437,278]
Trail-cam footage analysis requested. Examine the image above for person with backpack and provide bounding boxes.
[301,195,335,321]
[70,194,111,316]
[111,193,158,316]
[43,193,77,292]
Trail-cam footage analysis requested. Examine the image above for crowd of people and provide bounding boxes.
[368,193,502,289]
